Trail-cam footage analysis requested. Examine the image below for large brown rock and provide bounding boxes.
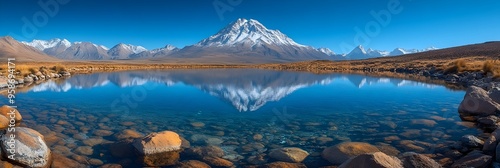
[0,127,51,168]
[269,147,309,163]
[0,115,9,130]
[451,151,492,168]
[133,131,182,166]
[0,105,22,123]
[322,142,380,165]
[339,152,402,168]
[400,152,442,168]
[133,131,182,155]
[459,86,500,117]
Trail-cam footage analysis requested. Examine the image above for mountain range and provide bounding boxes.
[3,18,438,62]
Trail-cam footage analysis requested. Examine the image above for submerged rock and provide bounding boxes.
[74,146,94,156]
[201,156,233,167]
[51,153,86,168]
[175,160,210,168]
[190,122,205,128]
[0,127,51,168]
[114,129,143,140]
[269,147,309,163]
[411,119,437,127]
[142,150,180,167]
[190,134,223,146]
[259,161,307,168]
[93,129,114,137]
[184,145,225,158]
[322,142,380,165]
[339,152,402,168]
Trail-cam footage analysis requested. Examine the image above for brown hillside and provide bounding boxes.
[0,36,60,62]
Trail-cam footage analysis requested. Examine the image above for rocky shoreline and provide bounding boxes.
[0,70,71,90]
[0,66,498,167]
[391,67,499,90]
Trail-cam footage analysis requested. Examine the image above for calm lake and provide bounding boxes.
[2,69,480,167]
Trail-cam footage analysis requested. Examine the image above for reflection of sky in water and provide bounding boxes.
[23,70,445,112]
[0,69,478,166]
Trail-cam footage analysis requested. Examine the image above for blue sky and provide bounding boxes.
[1,0,499,53]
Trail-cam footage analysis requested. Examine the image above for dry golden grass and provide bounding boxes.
[442,59,500,76]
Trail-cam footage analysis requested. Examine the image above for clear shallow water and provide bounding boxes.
[1,69,480,167]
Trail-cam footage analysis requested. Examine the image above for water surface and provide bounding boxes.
[2,69,479,167]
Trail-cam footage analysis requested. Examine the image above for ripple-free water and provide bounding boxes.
[2,69,480,167]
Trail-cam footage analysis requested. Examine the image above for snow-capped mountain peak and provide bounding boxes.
[345,45,390,59]
[164,44,177,51]
[148,45,178,54]
[349,45,367,55]
[423,47,439,51]
[114,43,147,54]
[195,18,306,47]
[317,48,335,56]
[22,38,71,51]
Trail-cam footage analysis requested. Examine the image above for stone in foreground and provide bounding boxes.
[269,147,309,163]
[0,127,51,168]
[322,142,380,165]
[0,105,22,123]
[339,152,402,168]
[133,130,182,155]
[459,86,500,118]
[133,131,183,166]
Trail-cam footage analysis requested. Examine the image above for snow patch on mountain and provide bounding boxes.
[317,48,335,56]
[195,18,307,48]
[115,43,147,54]
[22,38,71,51]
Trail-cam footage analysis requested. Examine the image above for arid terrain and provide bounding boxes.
[2,41,498,84]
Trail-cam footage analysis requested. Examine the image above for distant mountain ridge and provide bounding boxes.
[15,18,438,62]
[344,45,438,60]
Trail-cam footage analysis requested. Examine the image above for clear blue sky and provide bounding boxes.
[1,0,499,53]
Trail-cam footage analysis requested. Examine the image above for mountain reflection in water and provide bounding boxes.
[28,69,438,112]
